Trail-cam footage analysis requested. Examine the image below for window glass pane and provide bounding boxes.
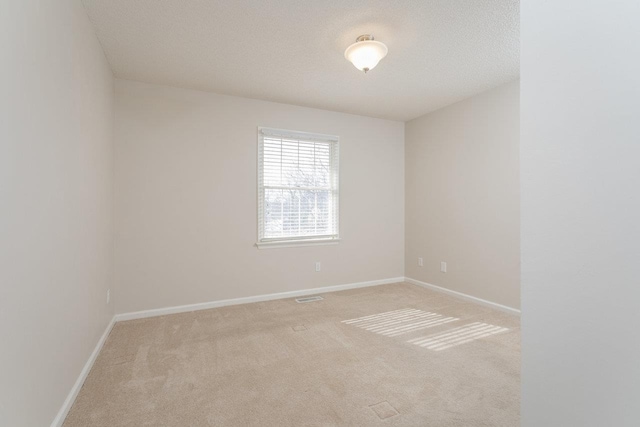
[259,129,338,243]
[264,189,333,238]
[263,137,331,188]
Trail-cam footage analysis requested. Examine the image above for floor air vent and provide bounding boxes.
[295,296,324,303]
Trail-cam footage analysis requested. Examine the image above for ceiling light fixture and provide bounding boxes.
[344,34,388,73]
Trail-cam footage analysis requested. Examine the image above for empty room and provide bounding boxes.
[2,1,639,426]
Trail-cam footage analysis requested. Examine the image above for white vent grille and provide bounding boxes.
[295,296,324,303]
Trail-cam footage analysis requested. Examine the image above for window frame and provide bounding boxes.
[256,126,340,249]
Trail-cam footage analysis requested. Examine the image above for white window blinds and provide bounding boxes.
[258,127,339,245]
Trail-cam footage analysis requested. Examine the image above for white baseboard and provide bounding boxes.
[404,277,520,316]
[50,315,116,427]
[115,277,405,322]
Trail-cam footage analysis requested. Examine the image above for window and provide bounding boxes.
[257,127,339,248]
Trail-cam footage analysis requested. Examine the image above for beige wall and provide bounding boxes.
[0,1,114,426]
[405,81,520,309]
[114,79,404,314]
[521,1,640,425]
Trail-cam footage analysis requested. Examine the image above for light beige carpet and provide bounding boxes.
[63,282,520,426]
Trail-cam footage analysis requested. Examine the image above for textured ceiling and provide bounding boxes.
[82,0,519,121]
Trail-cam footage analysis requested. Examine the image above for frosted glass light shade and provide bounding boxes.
[344,38,388,73]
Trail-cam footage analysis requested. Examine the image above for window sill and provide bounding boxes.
[256,238,341,249]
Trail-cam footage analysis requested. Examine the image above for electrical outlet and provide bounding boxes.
[440,262,447,273]
[106,289,111,304]
[418,257,424,267]
[315,262,321,272]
